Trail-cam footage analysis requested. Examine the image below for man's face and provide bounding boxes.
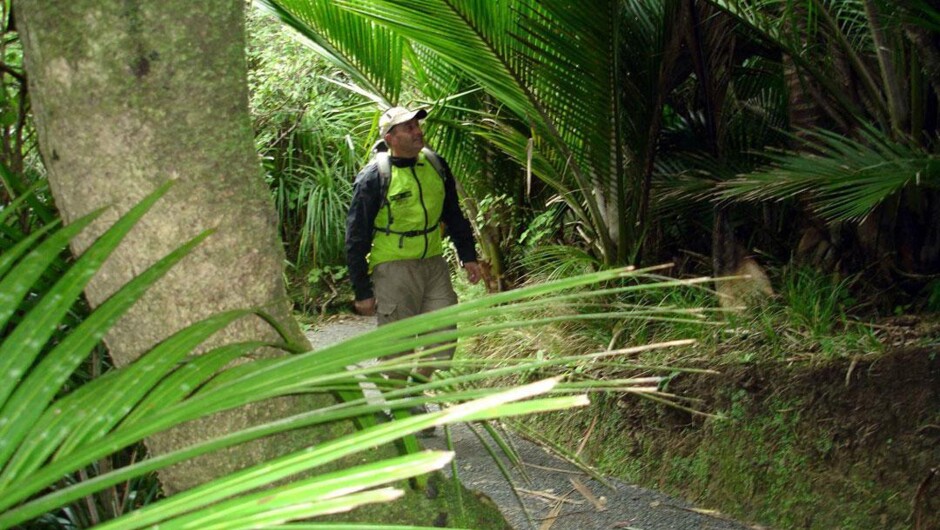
[385,118,424,157]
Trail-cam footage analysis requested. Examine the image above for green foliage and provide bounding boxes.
[0,175,150,527]
[704,267,881,363]
[0,1,26,155]
[298,264,349,314]
[0,3,51,228]
[680,396,820,528]
[516,203,561,250]
[270,154,354,269]
[609,276,722,354]
[719,126,940,223]
[778,266,855,336]
[4,182,700,528]
[926,279,940,312]
[461,266,719,391]
[253,0,405,107]
[308,264,347,285]
[247,9,371,283]
[709,1,940,268]
[515,245,600,285]
[662,385,924,529]
[465,264,885,413]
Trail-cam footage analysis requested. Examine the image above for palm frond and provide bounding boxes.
[333,0,535,118]
[0,233,212,482]
[516,244,601,284]
[0,180,175,411]
[1,184,703,528]
[719,125,940,222]
[904,0,940,31]
[710,0,911,132]
[253,0,404,106]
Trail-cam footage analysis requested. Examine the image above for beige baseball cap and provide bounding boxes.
[380,106,428,136]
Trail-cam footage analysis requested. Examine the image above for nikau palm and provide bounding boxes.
[712,0,940,278]
[259,0,940,290]
[257,0,685,267]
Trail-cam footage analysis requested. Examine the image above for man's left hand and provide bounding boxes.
[464,261,483,285]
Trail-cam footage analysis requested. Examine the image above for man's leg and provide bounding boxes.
[374,257,458,379]
[372,260,424,380]
[373,259,442,441]
[417,256,459,380]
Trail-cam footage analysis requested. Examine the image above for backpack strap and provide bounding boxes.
[421,147,447,180]
[371,141,394,233]
[372,140,393,202]
[376,151,392,202]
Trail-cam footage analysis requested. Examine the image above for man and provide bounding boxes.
[345,106,483,381]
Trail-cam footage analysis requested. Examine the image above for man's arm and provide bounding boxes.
[345,164,381,306]
[437,157,478,265]
[463,260,483,284]
[436,157,484,285]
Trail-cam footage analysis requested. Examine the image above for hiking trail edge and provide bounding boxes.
[306,314,764,530]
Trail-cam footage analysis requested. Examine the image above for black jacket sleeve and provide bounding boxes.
[345,163,382,301]
[438,157,478,264]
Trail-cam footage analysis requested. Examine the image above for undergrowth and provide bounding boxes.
[451,263,929,529]
[455,264,883,376]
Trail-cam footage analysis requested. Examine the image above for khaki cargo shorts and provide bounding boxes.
[372,256,458,361]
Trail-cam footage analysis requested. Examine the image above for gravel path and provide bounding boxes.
[306,314,760,530]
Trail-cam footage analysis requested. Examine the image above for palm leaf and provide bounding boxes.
[0,180,176,411]
[0,164,57,228]
[709,0,907,132]
[259,0,632,261]
[91,378,573,530]
[516,244,601,284]
[0,183,695,528]
[718,124,940,222]
[904,0,940,31]
[0,230,213,483]
[332,0,536,119]
[0,219,61,279]
[254,0,404,106]
[134,453,451,529]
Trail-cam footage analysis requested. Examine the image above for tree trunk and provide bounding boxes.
[16,2,506,526]
[17,0,314,494]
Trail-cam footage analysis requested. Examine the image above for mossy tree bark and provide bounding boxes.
[16,0,314,494]
[15,2,506,526]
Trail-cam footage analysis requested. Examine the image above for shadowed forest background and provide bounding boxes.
[0,1,938,529]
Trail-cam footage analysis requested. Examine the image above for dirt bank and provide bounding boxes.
[533,345,940,529]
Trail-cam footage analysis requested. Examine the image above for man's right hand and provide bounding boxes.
[354,297,376,316]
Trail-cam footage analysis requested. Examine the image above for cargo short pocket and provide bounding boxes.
[376,303,398,326]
